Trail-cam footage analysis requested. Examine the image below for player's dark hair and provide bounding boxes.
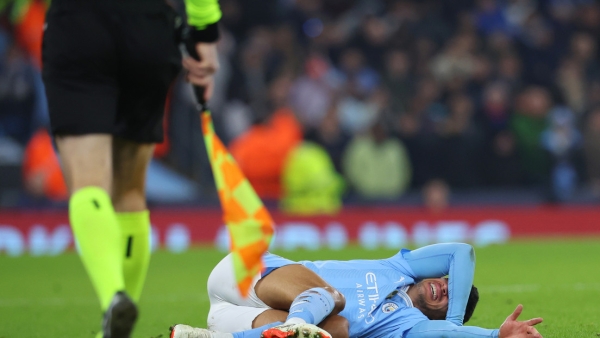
[463,285,479,324]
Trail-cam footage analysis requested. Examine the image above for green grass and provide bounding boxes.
[1,239,600,337]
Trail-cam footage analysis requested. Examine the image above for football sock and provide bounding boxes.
[231,322,282,338]
[117,210,151,303]
[285,288,335,325]
[69,186,125,311]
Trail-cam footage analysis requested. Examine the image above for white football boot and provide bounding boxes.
[169,324,233,338]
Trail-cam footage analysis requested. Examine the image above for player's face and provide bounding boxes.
[413,278,449,320]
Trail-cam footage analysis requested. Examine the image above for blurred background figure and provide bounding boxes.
[229,74,302,200]
[21,128,67,201]
[342,119,411,200]
[541,106,582,202]
[511,86,552,186]
[280,142,344,215]
[3,0,600,206]
[422,178,450,214]
[583,106,600,197]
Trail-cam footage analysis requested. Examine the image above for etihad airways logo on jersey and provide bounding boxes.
[356,272,380,324]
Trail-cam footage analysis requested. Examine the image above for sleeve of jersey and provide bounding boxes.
[404,320,499,338]
[402,243,475,325]
[184,0,222,42]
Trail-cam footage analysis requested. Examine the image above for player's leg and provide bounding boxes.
[171,255,341,338]
[43,2,138,336]
[317,315,349,338]
[255,264,346,325]
[173,310,338,338]
[207,307,346,338]
[172,312,345,338]
[112,138,155,302]
[111,0,181,306]
[56,135,127,312]
[205,254,344,330]
[44,2,128,313]
[206,255,338,332]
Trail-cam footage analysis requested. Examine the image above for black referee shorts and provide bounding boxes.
[42,0,182,143]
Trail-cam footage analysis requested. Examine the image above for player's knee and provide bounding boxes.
[324,286,346,314]
[207,254,236,296]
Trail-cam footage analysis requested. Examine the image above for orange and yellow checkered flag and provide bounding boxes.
[201,111,275,297]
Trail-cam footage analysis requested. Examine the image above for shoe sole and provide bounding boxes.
[169,324,216,338]
[261,327,331,338]
[104,295,138,338]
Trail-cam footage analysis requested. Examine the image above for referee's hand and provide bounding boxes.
[183,42,219,102]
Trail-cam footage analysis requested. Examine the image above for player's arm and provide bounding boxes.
[182,0,222,101]
[402,243,475,325]
[404,305,543,338]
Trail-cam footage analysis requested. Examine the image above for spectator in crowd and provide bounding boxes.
[5,0,600,205]
[556,57,587,116]
[422,178,450,214]
[351,15,390,70]
[280,142,344,215]
[22,128,67,201]
[480,82,512,133]
[289,53,341,130]
[439,93,484,188]
[473,0,512,36]
[574,2,600,37]
[485,130,524,188]
[397,76,445,187]
[569,32,600,82]
[583,106,600,197]
[541,107,582,201]
[382,49,413,121]
[342,120,411,200]
[304,110,351,174]
[511,86,552,185]
[541,107,583,201]
[229,74,302,199]
[431,32,477,86]
[479,82,524,187]
[0,39,45,145]
[495,53,523,94]
[556,32,600,117]
[335,48,380,134]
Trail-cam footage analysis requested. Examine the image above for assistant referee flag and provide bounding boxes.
[201,111,275,297]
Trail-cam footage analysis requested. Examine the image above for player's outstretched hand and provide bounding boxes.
[498,304,543,338]
[183,42,219,102]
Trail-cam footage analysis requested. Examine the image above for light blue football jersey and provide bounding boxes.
[263,243,475,337]
[297,252,422,337]
[263,243,476,337]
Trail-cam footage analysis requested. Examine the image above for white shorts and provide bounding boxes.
[207,253,271,332]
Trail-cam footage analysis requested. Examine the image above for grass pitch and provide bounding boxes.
[1,238,599,338]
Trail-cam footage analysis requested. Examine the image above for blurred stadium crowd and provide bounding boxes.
[1,0,600,209]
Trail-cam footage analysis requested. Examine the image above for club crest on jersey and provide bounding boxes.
[382,302,399,313]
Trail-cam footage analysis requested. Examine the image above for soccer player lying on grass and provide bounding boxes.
[170,243,543,338]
